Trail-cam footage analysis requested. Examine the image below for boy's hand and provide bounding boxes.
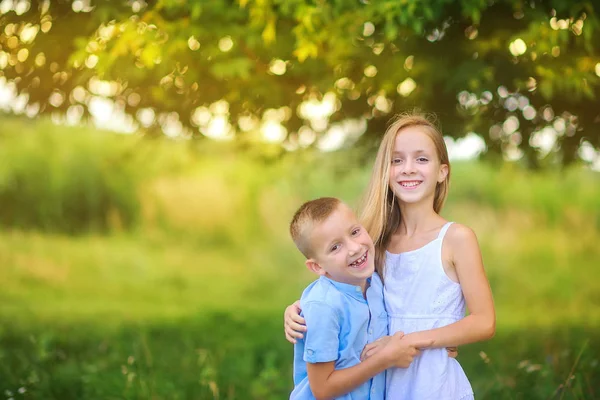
[361,335,392,361]
[382,332,434,368]
[284,300,306,344]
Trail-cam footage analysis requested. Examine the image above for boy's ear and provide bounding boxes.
[306,259,326,276]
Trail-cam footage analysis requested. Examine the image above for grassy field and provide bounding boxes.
[1,120,599,399]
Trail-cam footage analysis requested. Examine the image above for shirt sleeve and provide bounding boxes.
[370,272,384,298]
[302,301,340,363]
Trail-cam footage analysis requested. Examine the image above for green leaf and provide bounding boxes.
[539,80,554,100]
[262,18,277,44]
[210,58,253,79]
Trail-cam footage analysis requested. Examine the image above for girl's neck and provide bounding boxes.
[397,199,443,237]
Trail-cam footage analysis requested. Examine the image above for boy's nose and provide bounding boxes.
[348,239,362,255]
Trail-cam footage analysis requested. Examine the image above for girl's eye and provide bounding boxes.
[352,228,361,236]
[417,157,429,163]
[330,244,340,252]
[392,158,403,164]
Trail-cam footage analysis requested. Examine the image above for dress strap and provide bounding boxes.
[437,222,454,240]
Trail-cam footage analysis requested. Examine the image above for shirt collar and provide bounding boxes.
[321,276,370,302]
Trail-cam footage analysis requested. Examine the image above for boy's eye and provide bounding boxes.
[330,244,340,252]
[417,157,429,163]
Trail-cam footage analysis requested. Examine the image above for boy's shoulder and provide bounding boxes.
[300,277,346,310]
[370,271,383,288]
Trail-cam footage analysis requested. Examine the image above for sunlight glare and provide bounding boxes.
[269,59,286,75]
[509,39,527,56]
[261,120,287,143]
[445,133,486,160]
[201,115,234,141]
[530,127,557,156]
[397,78,416,97]
[218,36,234,52]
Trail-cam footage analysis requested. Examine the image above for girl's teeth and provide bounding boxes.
[401,181,420,187]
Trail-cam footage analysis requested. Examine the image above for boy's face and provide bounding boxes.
[305,203,375,287]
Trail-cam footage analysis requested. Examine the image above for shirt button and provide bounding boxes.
[355,287,361,293]
[369,328,373,335]
[307,349,314,355]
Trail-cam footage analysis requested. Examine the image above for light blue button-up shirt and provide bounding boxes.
[290,273,388,400]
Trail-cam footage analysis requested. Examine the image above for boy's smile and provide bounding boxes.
[348,250,369,269]
[305,203,375,290]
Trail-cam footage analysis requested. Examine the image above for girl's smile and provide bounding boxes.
[398,180,423,190]
[389,126,448,204]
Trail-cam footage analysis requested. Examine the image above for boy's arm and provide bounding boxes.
[307,332,432,400]
[307,354,387,400]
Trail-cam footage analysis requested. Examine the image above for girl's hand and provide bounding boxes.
[364,335,457,359]
[360,335,392,361]
[383,332,433,369]
[446,347,458,358]
[284,300,306,344]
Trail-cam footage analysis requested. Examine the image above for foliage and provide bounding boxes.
[0,317,598,399]
[0,117,145,233]
[0,122,599,397]
[1,1,599,166]
[1,117,598,234]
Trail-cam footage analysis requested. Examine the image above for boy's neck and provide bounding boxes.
[358,279,368,297]
[325,275,369,297]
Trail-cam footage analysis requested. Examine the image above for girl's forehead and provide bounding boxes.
[393,127,436,151]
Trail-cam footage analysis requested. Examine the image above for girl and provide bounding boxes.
[284,113,495,399]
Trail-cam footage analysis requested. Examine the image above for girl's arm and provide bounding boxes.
[403,224,495,348]
[308,332,429,400]
[284,300,306,344]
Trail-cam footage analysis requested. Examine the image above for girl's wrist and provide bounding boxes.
[406,332,431,347]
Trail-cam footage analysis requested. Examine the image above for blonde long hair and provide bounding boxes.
[359,113,451,277]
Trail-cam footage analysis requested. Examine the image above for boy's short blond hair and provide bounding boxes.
[290,197,342,258]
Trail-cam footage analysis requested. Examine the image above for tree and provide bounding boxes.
[1,0,599,167]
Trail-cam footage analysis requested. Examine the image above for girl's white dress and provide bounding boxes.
[384,222,474,400]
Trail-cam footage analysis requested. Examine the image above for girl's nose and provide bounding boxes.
[402,160,416,174]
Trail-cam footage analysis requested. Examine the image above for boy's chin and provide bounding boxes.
[364,264,375,276]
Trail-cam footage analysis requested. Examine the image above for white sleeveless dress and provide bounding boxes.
[384,222,474,400]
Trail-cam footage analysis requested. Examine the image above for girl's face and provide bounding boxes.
[388,126,448,206]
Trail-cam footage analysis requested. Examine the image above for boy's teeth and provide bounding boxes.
[350,253,367,267]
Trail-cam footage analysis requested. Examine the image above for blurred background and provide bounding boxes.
[1,0,599,399]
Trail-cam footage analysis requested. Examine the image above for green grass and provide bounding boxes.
[1,200,599,399]
[1,120,600,398]
[0,231,308,323]
[1,313,598,399]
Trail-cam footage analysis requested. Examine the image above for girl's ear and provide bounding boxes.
[438,163,449,183]
[306,259,326,276]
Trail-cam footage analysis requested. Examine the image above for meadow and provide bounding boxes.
[0,118,599,399]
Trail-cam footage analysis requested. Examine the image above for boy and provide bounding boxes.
[289,197,431,399]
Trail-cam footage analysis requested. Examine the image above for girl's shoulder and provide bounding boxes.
[445,222,479,249]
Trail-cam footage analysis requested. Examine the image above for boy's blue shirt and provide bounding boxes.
[290,272,388,400]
